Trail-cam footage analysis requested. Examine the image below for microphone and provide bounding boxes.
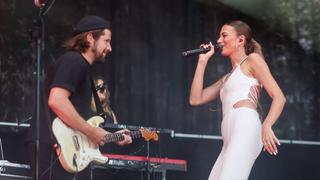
[181,43,222,57]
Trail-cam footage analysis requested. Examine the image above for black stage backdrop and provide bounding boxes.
[0,0,319,180]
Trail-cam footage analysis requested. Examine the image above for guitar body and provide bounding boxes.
[52,116,108,173]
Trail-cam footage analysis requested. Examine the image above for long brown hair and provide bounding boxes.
[63,29,105,53]
[225,20,264,58]
[91,78,118,124]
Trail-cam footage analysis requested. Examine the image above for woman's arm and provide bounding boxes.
[249,53,286,155]
[189,43,222,106]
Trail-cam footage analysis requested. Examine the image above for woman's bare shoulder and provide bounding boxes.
[247,53,264,61]
[247,53,267,67]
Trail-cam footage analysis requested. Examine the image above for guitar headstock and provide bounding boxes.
[140,128,159,141]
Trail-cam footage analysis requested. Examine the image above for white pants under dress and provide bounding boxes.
[208,107,263,180]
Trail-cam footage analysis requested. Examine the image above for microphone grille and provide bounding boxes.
[214,44,222,49]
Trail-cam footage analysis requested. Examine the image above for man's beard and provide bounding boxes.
[92,42,106,63]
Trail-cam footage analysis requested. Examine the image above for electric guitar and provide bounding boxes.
[52,116,158,173]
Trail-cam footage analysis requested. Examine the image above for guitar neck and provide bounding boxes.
[105,131,141,143]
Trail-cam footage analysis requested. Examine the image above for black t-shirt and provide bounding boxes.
[46,51,93,119]
[27,51,94,143]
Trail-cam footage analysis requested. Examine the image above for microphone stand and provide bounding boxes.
[33,7,45,180]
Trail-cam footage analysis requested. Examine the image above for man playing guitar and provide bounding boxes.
[26,16,132,180]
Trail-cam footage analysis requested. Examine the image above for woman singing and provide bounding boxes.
[189,20,286,180]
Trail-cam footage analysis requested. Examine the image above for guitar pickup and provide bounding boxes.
[72,135,80,151]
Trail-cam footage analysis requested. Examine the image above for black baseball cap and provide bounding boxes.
[73,15,111,36]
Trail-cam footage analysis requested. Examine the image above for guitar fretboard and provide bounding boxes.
[104,131,142,143]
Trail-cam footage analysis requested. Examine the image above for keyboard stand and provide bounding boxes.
[89,153,187,180]
[90,163,168,180]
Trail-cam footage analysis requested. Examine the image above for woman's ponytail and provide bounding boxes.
[246,38,264,58]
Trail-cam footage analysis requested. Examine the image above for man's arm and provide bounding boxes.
[48,87,107,146]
